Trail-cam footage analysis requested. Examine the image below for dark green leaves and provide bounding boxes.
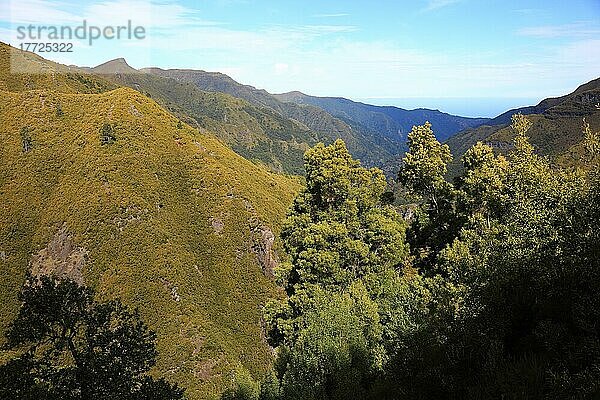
[0,274,184,400]
[99,123,116,145]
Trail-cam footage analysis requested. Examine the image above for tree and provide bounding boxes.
[263,140,410,399]
[398,122,452,211]
[262,116,600,399]
[457,142,509,226]
[0,274,184,400]
[434,115,600,398]
[398,122,461,270]
[277,139,408,298]
[275,284,382,400]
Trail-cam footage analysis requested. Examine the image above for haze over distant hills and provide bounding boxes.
[274,91,488,143]
[357,97,540,119]
[141,66,489,171]
[446,77,600,173]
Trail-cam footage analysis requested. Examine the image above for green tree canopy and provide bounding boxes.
[0,274,184,400]
[262,140,412,399]
[279,139,409,297]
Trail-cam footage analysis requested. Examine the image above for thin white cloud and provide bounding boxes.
[0,0,222,29]
[518,22,600,38]
[312,13,350,18]
[294,25,357,34]
[2,0,82,24]
[557,39,600,66]
[85,0,222,29]
[129,23,357,53]
[422,0,462,12]
[511,8,540,15]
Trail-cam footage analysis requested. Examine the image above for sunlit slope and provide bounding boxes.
[446,77,600,173]
[143,67,397,168]
[0,42,115,93]
[0,83,300,399]
[92,58,314,175]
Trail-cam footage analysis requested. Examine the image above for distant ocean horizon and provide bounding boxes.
[355,97,540,119]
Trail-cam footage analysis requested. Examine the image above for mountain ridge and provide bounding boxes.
[446,76,600,173]
[274,90,489,144]
[91,60,316,174]
[90,57,139,74]
[141,66,402,169]
[485,78,600,126]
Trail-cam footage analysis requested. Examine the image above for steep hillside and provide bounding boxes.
[142,67,399,168]
[92,59,314,174]
[0,43,301,399]
[446,77,600,169]
[275,91,489,143]
[484,78,600,126]
[0,42,115,94]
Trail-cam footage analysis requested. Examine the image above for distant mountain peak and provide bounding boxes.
[283,90,307,96]
[92,58,138,74]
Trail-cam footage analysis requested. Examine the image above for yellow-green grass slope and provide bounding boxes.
[92,59,313,175]
[0,43,301,399]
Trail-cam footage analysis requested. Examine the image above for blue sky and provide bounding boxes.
[1,0,599,116]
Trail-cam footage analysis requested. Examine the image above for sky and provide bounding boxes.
[1,0,599,117]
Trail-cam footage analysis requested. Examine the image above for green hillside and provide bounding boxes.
[93,59,314,175]
[0,43,115,94]
[274,91,489,143]
[446,77,600,173]
[142,67,398,168]
[0,43,301,399]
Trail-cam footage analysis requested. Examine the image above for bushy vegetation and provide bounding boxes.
[143,67,402,173]
[0,274,184,399]
[0,42,302,399]
[247,115,600,399]
[95,67,314,175]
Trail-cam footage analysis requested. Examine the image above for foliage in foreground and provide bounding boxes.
[0,274,185,400]
[231,116,600,400]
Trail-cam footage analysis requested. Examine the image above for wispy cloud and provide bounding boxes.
[0,0,222,28]
[518,22,600,38]
[312,13,350,18]
[85,0,222,28]
[296,25,357,34]
[422,0,462,12]
[1,0,82,25]
[130,23,357,54]
[511,8,540,15]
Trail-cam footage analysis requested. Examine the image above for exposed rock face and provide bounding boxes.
[210,217,224,234]
[245,199,279,277]
[160,277,181,302]
[252,226,278,278]
[30,224,88,285]
[129,103,143,117]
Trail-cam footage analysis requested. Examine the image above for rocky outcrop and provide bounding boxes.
[30,224,88,285]
[252,225,278,278]
[210,217,224,234]
[160,277,181,302]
